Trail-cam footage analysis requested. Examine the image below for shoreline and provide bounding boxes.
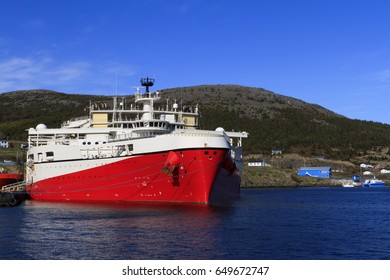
[241,167,390,188]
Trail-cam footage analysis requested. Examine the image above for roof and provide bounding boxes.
[298,166,331,171]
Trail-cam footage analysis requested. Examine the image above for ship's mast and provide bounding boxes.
[137,77,159,120]
[140,77,155,94]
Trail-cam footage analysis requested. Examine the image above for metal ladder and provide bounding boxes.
[1,181,26,193]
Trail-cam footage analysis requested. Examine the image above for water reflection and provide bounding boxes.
[0,205,30,259]
[13,200,230,259]
[4,188,390,260]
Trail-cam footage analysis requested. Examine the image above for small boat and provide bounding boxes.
[0,172,23,188]
[342,181,362,188]
[361,178,385,187]
[341,175,361,187]
[342,183,357,188]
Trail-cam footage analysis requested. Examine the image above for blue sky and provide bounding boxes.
[1,0,390,124]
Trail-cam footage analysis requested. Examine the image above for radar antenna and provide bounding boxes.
[140,77,155,93]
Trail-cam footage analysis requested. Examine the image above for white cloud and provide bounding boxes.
[47,62,90,83]
[0,57,50,81]
[0,56,137,94]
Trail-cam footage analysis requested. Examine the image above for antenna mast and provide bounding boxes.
[140,77,155,93]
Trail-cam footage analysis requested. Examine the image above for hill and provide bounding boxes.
[0,90,111,140]
[161,85,390,160]
[1,85,390,161]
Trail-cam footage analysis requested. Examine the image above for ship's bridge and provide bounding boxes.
[134,90,161,103]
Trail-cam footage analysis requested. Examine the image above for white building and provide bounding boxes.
[248,161,266,167]
[248,161,271,167]
[360,163,373,169]
[0,139,9,148]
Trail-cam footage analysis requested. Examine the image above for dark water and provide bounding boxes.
[1,187,390,260]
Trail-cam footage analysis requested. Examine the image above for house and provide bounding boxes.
[360,163,373,169]
[0,139,9,149]
[248,161,266,167]
[297,166,331,178]
[21,143,29,149]
[271,149,282,155]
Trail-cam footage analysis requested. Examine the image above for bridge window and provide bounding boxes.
[46,151,54,161]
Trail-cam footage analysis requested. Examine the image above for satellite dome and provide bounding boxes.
[36,124,47,130]
[215,127,225,132]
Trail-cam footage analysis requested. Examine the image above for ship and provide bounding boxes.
[0,168,24,206]
[24,78,248,205]
[0,172,23,188]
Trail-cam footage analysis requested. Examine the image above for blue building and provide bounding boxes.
[297,166,331,178]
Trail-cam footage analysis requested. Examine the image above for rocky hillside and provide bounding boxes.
[1,85,390,160]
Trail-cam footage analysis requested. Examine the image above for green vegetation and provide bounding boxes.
[162,85,390,159]
[1,85,390,162]
[0,90,111,139]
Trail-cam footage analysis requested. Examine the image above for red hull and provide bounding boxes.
[27,149,233,204]
[0,173,23,187]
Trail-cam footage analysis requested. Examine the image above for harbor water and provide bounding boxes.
[1,187,390,260]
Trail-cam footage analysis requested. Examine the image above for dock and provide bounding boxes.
[0,181,27,207]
